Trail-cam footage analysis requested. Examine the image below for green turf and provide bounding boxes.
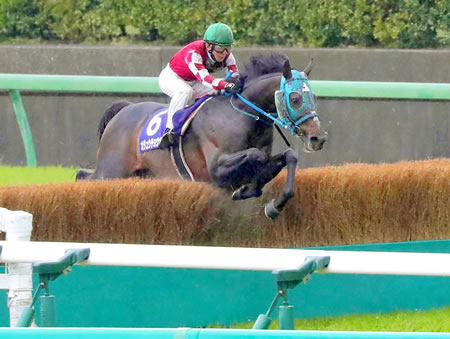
[0,166,77,186]
[222,307,450,332]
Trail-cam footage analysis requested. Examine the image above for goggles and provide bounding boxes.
[212,45,231,54]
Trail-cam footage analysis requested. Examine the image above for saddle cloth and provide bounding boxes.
[139,95,211,153]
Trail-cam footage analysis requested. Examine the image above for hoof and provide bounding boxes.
[76,169,92,181]
[232,185,262,201]
[232,185,248,200]
[232,190,240,200]
[264,199,280,219]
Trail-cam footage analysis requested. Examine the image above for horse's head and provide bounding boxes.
[275,59,328,152]
[239,54,327,152]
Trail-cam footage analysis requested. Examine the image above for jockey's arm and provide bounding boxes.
[186,52,228,91]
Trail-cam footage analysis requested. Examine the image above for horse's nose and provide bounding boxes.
[310,133,327,150]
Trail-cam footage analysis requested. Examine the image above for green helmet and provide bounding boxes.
[203,22,234,46]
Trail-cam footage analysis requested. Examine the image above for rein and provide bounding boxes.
[228,92,316,135]
[230,93,281,125]
[225,70,283,127]
[228,93,294,147]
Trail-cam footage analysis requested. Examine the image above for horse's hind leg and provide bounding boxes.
[75,168,94,181]
[76,150,136,181]
[91,154,136,180]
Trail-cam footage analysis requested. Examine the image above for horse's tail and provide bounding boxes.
[98,101,132,141]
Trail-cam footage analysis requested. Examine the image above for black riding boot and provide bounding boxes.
[159,128,175,149]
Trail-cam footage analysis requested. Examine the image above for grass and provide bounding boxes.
[223,307,450,332]
[0,166,77,186]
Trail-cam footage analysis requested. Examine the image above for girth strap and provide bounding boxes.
[170,138,195,181]
[168,96,213,181]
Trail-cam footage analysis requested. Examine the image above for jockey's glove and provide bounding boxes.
[224,82,242,95]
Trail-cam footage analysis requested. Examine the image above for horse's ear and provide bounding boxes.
[303,58,313,77]
[283,59,293,79]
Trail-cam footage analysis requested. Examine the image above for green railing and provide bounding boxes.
[1,73,449,167]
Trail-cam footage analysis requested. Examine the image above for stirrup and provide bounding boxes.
[159,128,175,149]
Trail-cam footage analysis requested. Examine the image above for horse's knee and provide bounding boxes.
[284,148,299,164]
[247,148,267,164]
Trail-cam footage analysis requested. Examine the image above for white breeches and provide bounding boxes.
[158,64,216,129]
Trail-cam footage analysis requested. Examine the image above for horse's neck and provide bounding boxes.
[235,76,280,149]
[244,73,281,112]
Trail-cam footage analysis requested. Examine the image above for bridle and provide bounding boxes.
[227,71,318,137]
[276,70,318,127]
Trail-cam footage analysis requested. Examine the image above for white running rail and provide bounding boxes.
[1,240,449,277]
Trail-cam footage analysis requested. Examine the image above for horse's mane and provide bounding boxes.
[242,54,288,80]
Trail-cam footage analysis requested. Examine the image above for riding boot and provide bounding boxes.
[159,127,175,149]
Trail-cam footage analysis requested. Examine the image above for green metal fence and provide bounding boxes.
[1,73,449,167]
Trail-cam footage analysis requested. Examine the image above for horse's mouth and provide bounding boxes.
[303,133,328,153]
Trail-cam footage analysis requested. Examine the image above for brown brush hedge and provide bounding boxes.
[0,159,448,248]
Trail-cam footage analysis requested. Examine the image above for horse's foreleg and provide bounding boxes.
[230,150,287,200]
[264,148,299,219]
[263,148,299,219]
[210,147,299,219]
[210,148,267,192]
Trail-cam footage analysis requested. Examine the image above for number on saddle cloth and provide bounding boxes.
[138,95,211,152]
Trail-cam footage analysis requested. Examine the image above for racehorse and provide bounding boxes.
[76,54,328,219]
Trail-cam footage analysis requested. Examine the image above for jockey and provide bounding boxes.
[158,22,241,149]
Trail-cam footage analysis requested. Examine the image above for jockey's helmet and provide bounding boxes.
[203,23,234,46]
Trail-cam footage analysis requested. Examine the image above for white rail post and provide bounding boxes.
[0,208,33,327]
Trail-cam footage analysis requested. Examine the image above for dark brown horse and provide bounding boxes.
[77,54,327,218]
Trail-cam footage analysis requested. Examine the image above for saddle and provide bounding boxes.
[138,95,213,180]
[172,95,211,135]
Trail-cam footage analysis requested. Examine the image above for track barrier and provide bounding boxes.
[1,241,450,276]
[1,73,449,166]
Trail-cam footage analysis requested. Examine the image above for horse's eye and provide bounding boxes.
[289,93,302,109]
